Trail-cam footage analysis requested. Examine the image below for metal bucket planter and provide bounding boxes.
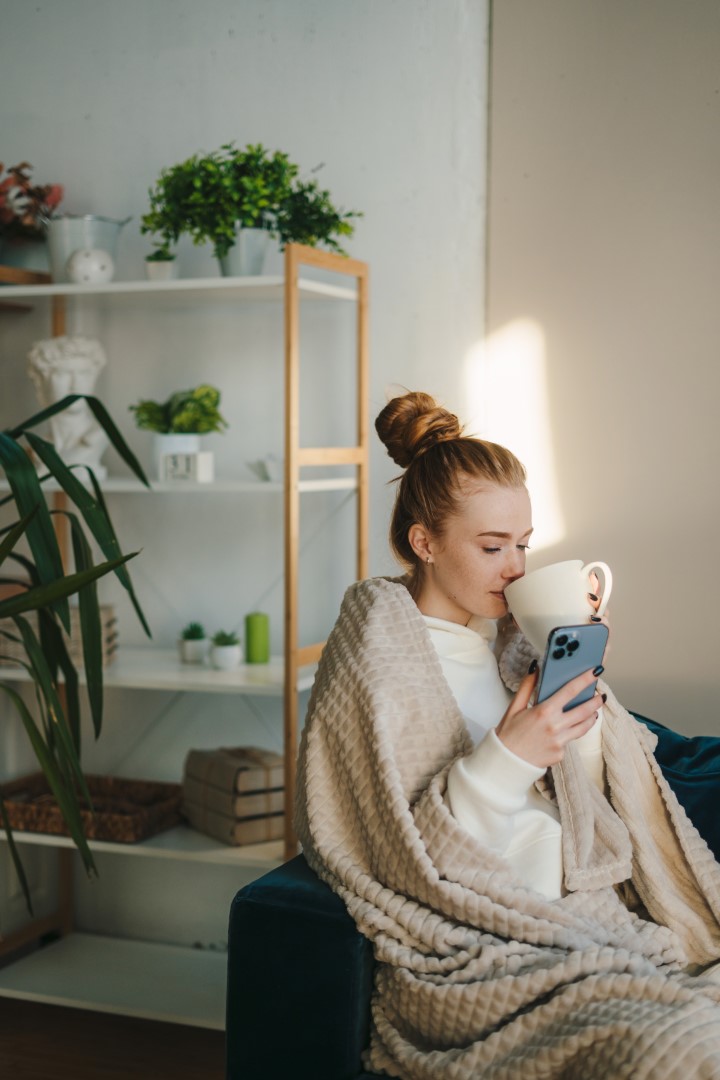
[46,214,131,282]
[218,227,270,277]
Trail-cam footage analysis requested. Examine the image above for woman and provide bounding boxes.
[296,391,720,1080]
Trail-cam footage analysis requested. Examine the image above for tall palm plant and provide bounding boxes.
[0,393,150,911]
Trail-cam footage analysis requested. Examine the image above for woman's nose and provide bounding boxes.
[501,554,525,582]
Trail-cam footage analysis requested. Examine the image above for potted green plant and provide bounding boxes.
[144,244,177,282]
[211,629,241,670]
[129,384,228,481]
[0,393,150,910]
[179,620,209,664]
[140,143,361,276]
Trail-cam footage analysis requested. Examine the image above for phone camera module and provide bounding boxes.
[567,640,580,653]
[553,647,566,659]
[556,634,568,646]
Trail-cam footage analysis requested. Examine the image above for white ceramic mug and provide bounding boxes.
[504,559,613,654]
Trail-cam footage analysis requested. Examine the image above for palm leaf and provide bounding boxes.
[85,469,151,637]
[0,507,38,567]
[0,551,137,621]
[0,684,97,877]
[65,511,103,738]
[26,433,151,639]
[37,607,81,752]
[0,433,69,631]
[5,394,150,488]
[0,797,32,915]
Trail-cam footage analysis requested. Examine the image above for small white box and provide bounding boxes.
[160,451,214,483]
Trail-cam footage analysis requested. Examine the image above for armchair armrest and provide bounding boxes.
[226,854,379,1080]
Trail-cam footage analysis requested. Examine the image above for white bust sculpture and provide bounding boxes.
[27,336,110,479]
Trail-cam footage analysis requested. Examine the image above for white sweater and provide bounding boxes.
[424,615,606,900]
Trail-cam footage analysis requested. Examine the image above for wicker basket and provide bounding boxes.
[0,773,183,843]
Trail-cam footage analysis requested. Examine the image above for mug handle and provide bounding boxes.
[581,561,613,617]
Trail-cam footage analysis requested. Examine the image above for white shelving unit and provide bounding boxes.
[0,647,317,695]
[0,244,369,1028]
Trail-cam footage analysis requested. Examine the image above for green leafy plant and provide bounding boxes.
[129,384,228,435]
[181,621,206,640]
[145,246,176,262]
[0,394,150,910]
[212,629,239,647]
[140,142,361,259]
[275,177,358,254]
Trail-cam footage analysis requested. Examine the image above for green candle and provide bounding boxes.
[245,612,270,664]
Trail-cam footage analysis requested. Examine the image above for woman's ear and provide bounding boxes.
[408,524,433,563]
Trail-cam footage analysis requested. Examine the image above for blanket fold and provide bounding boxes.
[296,577,720,1079]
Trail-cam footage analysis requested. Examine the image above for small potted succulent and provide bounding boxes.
[144,243,178,281]
[129,384,228,481]
[211,629,242,670]
[179,621,209,664]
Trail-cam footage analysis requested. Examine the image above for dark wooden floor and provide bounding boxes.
[0,997,225,1080]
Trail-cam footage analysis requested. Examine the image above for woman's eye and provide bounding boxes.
[483,547,501,554]
[518,544,531,552]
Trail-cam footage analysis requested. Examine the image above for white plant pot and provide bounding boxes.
[145,259,178,281]
[153,433,201,481]
[218,227,269,277]
[179,638,210,664]
[211,644,242,670]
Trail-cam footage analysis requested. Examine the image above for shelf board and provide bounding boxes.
[0,273,357,304]
[0,647,317,695]
[0,476,357,495]
[0,824,284,866]
[0,932,227,1029]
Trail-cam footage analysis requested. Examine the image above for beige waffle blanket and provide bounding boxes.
[296,577,720,1079]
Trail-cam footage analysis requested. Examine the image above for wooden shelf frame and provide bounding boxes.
[283,244,369,858]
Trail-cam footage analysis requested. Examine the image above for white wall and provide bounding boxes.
[0,1,489,940]
[486,0,720,734]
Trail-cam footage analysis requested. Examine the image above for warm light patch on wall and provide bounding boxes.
[464,319,566,552]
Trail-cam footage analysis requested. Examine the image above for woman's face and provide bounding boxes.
[411,483,532,625]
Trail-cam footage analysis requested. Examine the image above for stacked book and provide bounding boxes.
[181,746,284,846]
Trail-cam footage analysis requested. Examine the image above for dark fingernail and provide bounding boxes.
[590,615,602,622]
[528,659,538,674]
[601,693,607,703]
[593,665,604,676]
[588,593,599,602]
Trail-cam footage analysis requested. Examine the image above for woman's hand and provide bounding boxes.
[588,572,611,655]
[588,572,610,626]
[495,666,603,769]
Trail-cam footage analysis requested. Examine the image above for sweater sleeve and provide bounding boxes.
[446,729,546,854]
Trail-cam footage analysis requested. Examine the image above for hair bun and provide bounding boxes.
[375,391,463,468]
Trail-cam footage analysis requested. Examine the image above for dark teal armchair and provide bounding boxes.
[226,713,720,1080]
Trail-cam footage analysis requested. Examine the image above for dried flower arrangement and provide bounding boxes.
[0,161,63,240]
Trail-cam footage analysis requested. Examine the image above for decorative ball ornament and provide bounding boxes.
[66,247,115,284]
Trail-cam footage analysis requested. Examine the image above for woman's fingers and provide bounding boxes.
[513,667,538,712]
[551,665,603,713]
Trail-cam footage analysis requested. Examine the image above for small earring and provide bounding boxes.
[426,557,432,565]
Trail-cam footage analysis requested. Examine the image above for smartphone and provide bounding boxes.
[536,623,609,712]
